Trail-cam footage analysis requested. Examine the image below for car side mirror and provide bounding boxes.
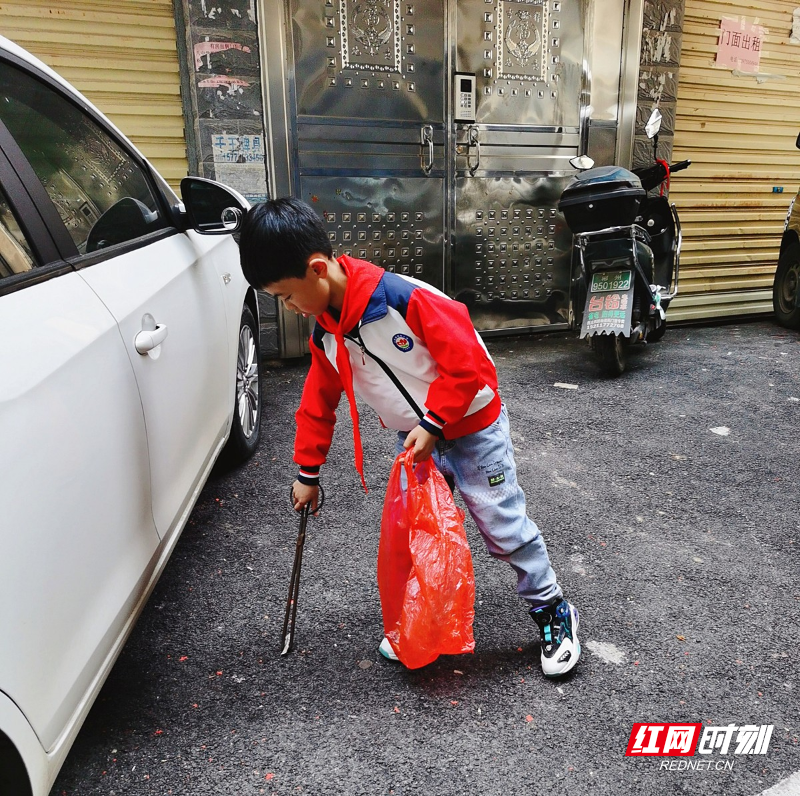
[180,177,251,235]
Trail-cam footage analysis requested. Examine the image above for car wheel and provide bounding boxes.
[773,242,800,329]
[590,333,626,376]
[223,304,262,465]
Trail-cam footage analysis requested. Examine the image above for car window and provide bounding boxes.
[0,61,167,255]
[0,184,34,278]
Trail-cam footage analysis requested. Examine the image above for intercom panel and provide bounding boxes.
[454,72,476,122]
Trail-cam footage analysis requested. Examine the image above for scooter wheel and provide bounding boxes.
[590,333,626,376]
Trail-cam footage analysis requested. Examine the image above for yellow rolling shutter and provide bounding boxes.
[0,0,188,189]
[668,0,800,321]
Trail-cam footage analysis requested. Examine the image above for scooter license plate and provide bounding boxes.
[590,270,632,293]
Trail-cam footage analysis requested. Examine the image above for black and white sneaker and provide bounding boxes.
[530,598,581,677]
[379,637,399,662]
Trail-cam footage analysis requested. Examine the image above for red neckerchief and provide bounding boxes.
[314,256,384,492]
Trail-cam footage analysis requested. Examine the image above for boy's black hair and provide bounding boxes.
[238,197,334,288]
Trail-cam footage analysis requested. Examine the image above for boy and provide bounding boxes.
[239,197,581,677]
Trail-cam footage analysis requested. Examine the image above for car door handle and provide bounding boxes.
[135,323,168,354]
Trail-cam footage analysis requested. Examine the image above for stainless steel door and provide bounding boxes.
[279,0,589,333]
[452,0,586,330]
[289,0,447,290]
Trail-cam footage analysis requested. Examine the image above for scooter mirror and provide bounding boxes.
[569,155,595,171]
[645,109,663,139]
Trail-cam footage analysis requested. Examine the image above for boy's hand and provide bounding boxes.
[403,425,438,462]
[292,480,319,513]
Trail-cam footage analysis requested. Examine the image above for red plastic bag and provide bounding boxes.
[377,449,475,669]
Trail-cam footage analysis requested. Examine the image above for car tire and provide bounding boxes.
[222,304,262,466]
[773,242,800,329]
[590,332,626,376]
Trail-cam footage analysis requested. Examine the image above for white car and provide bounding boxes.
[0,37,262,796]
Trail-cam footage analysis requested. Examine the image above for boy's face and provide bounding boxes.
[264,260,330,319]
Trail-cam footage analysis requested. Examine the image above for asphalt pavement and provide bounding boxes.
[51,319,800,796]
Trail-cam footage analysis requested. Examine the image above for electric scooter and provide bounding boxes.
[558,110,691,375]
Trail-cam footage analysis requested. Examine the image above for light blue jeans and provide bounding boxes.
[395,404,562,607]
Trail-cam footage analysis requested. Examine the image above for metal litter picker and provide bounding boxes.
[280,486,324,656]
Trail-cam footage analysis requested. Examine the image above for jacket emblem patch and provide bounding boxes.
[392,333,414,352]
[488,472,506,487]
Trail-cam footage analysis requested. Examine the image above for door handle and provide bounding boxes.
[420,124,434,174]
[468,125,481,176]
[135,315,168,354]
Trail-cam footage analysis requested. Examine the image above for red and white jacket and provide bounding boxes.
[295,256,501,489]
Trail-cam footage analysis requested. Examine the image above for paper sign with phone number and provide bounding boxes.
[716,17,764,73]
